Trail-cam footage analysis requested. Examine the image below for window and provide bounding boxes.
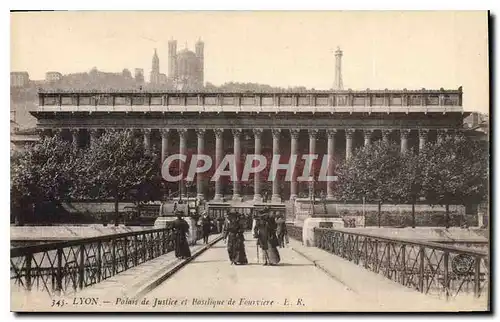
[61,96,75,105]
[79,96,92,105]
[114,96,130,105]
[43,96,57,105]
[426,95,439,106]
[444,95,459,106]
[336,95,347,106]
[186,96,198,105]
[150,96,163,105]
[168,96,180,105]
[372,95,384,106]
[261,97,273,106]
[132,96,145,105]
[241,97,255,105]
[390,96,402,106]
[97,96,111,105]
[204,96,217,105]
[316,96,329,106]
[279,96,292,106]
[298,96,309,106]
[408,95,421,106]
[222,97,235,105]
[353,96,365,106]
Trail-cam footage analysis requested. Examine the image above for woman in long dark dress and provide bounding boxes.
[173,213,191,259]
[223,212,248,265]
[254,213,280,266]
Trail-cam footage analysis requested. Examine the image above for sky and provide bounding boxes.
[10,11,489,113]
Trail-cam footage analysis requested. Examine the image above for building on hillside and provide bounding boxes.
[135,68,144,84]
[150,49,160,85]
[464,111,489,142]
[10,127,39,153]
[45,71,63,82]
[11,72,30,88]
[168,39,204,90]
[159,73,167,85]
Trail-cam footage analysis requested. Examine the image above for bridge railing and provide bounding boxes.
[10,226,181,297]
[313,228,489,301]
[286,224,303,243]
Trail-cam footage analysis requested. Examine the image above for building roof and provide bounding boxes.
[36,87,463,95]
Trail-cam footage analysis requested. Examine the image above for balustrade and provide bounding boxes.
[38,89,463,109]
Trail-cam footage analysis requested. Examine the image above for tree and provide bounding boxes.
[73,129,161,226]
[393,150,423,228]
[335,141,401,227]
[11,135,77,225]
[419,133,488,228]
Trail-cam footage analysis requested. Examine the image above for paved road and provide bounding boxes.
[146,233,373,312]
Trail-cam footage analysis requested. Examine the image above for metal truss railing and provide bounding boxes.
[10,226,190,297]
[314,227,489,300]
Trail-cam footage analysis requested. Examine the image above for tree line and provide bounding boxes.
[11,130,163,226]
[333,133,488,228]
[11,130,488,228]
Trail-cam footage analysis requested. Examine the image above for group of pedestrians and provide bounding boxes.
[171,208,289,266]
[223,208,288,266]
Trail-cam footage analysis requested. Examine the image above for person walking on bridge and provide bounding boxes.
[200,212,212,244]
[223,212,248,265]
[276,214,288,248]
[172,212,191,259]
[253,210,281,266]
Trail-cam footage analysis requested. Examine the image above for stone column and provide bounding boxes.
[271,129,281,203]
[308,129,318,200]
[382,129,392,144]
[418,128,429,151]
[289,129,300,200]
[178,129,188,199]
[345,129,355,160]
[232,128,242,201]
[160,129,169,162]
[143,128,151,154]
[364,129,373,147]
[213,129,224,201]
[70,128,79,151]
[196,129,206,201]
[326,129,337,199]
[88,129,99,149]
[253,128,263,202]
[400,129,410,154]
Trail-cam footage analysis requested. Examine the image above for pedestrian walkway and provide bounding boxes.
[11,232,487,312]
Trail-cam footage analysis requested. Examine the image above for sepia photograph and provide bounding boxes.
[9,10,490,313]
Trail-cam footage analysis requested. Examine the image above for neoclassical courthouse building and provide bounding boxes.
[31,85,465,202]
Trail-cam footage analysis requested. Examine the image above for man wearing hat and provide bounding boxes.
[200,211,212,244]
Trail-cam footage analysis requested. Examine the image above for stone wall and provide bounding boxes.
[293,200,472,227]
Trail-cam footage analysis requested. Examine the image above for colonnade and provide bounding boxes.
[53,127,453,202]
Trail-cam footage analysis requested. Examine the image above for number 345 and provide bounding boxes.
[51,299,66,307]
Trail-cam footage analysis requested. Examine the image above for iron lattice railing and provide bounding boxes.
[286,224,303,243]
[10,226,192,297]
[314,228,489,300]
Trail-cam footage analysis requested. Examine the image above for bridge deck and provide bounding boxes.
[12,233,487,312]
